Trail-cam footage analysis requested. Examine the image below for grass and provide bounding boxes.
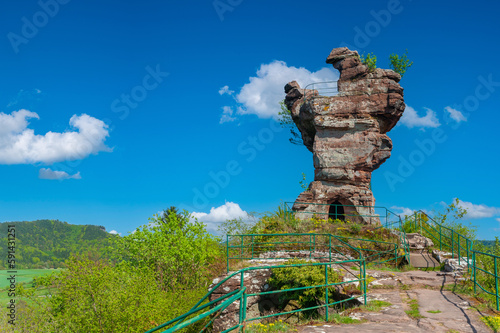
[405,299,424,319]
[361,300,392,312]
[426,310,442,313]
[0,269,61,305]
[328,313,362,324]
[246,319,297,333]
[0,269,61,289]
[480,316,500,333]
[443,280,498,312]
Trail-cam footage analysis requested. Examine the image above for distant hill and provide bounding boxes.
[0,220,117,269]
[477,240,498,248]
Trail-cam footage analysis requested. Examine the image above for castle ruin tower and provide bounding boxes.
[285,47,405,225]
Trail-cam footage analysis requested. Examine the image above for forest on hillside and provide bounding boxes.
[0,220,115,269]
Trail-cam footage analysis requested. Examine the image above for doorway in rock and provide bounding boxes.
[328,201,345,221]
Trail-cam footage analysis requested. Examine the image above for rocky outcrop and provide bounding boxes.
[285,47,405,224]
[406,233,434,250]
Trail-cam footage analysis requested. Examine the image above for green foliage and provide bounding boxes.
[481,315,500,332]
[389,49,413,78]
[278,100,302,145]
[246,319,297,333]
[269,259,341,317]
[0,220,115,269]
[359,52,377,71]
[299,172,309,191]
[3,257,210,333]
[118,209,222,291]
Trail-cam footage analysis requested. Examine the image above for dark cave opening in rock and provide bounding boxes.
[328,201,345,221]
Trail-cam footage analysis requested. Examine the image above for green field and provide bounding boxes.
[0,269,61,289]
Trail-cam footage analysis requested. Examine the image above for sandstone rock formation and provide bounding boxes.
[285,47,405,224]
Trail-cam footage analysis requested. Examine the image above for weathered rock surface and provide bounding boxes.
[286,47,405,224]
[406,233,434,250]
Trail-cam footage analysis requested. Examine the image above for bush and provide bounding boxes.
[268,259,342,317]
[360,53,377,71]
[389,49,413,78]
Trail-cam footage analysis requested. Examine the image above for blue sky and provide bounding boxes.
[0,0,499,239]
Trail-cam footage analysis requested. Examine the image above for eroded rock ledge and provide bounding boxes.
[285,47,405,224]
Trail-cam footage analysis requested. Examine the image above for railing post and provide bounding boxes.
[314,234,316,253]
[495,256,499,311]
[363,260,367,305]
[451,230,454,259]
[466,238,470,276]
[473,251,477,295]
[325,264,329,322]
[226,235,229,273]
[394,244,397,267]
[458,234,461,266]
[239,270,244,327]
[240,235,243,259]
[251,235,254,259]
[309,234,312,259]
[439,224,442,251]
[329,235,332,263]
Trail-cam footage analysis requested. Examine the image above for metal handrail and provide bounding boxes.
[147,233,368,333]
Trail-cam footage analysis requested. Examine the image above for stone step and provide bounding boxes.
[409,251,440,268]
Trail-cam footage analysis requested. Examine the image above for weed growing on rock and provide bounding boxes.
[480,316,500,332]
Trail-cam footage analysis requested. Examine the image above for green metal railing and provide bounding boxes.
[147,233,367,333]
[472,251,500,311]
[284,202,410,264]
[407,210,499,310]
[406,211,472,270]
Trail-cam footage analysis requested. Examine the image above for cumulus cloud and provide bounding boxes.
[391,206,415,217]
[218,85,234,96]
[220,60,338,121]
[191,202,254,228]
[444,106,467,123]
[39,168,81,180]
[457,200,500,219]
[219,106,236,124]
[109,230,121,236]
[0,110,111,164]
[400,106,440,129]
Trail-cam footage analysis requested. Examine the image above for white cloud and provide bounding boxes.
[218,85,234,96]
[0,110,111,164]
[221,60,338,121]
[444,106,467,123]
[391,206,414,217]
[39,168,81,180]
[457,200,500,219]
[497,218,500,223]
[109,230,121,236]
[400,106,440,129]
[219,106,236,124]
[191,202,253,228]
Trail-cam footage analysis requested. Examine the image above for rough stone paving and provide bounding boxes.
[285,47,405,224]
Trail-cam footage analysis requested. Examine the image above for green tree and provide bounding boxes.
[118,209,222,291]
[277,100,302,145]
[389,49,413,78]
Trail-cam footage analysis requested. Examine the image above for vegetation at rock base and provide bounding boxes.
[481,315,500,332]
[2,200,499,332]
[268,259,343,318]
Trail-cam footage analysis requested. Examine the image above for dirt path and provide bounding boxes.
[298,270,492,333]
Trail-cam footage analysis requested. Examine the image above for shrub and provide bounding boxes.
[268,259,342,317]
[389,49,413,78]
